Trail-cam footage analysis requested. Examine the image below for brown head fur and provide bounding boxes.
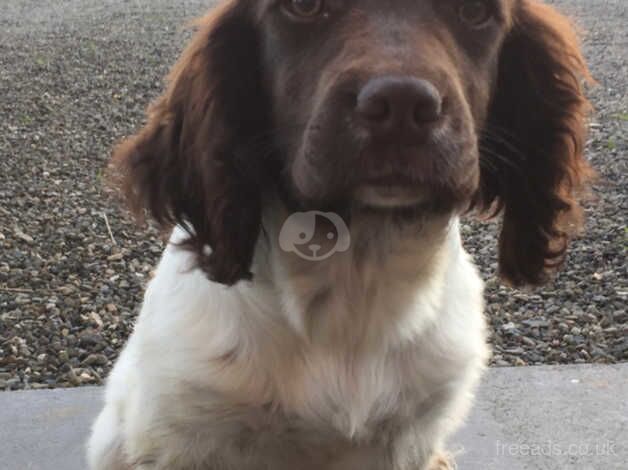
[110,0,593,287]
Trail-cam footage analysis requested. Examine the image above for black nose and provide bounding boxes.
[356,76,443,140]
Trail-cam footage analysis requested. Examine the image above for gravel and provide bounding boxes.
[0,0,626,391]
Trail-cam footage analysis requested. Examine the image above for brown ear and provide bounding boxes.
[111,2,270,285]
[477,0,594,287]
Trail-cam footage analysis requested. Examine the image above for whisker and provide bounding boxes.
[478,145,524,175]
[480,125,528,163]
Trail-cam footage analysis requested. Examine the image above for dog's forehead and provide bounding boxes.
[252,0,517,48]
[254,0,518,18]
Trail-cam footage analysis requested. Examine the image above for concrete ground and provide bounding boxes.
[0,365,626,470]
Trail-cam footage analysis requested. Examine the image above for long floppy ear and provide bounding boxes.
[111,1,270,285]
[477,0,594,287]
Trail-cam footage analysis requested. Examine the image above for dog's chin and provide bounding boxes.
[350,179,470,221]
[353,184,429,210]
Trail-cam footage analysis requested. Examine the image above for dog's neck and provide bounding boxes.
[249,202,462,350]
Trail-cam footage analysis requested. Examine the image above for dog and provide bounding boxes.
[88,0,593,468]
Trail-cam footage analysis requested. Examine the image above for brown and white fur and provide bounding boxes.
[88,0,593,468]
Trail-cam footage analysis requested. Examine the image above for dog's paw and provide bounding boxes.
[427,452,455,470]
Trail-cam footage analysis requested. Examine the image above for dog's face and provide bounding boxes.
[112,0,593,286]
[259,0,512,212]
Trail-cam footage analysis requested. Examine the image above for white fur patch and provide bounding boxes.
[88,213,488,470]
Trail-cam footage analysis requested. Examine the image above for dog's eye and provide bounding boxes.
[282,0,325,19]
[457,1,493,28]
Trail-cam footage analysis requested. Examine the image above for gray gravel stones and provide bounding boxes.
[1,0,626,390]
[469,0,628,368]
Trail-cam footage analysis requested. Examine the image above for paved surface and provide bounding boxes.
[1,365,627,469]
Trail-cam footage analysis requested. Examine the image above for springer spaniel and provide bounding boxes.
[88,1,593,468]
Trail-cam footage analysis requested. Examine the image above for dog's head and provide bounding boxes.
[112,0,593,286]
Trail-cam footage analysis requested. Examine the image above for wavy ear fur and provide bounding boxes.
[111,1,270,285]
[477,0,594,287]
